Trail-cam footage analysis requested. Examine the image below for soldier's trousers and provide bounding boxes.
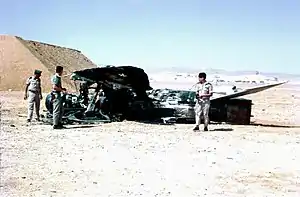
[52,92,64,126]
[27,91,40,120]
[194,101,210,127]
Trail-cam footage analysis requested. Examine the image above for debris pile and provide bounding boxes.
[42,65,287,125]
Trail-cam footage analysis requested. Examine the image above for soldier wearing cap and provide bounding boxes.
[193,72,213,131]
[51,66,67,129]
[24,69,43,122]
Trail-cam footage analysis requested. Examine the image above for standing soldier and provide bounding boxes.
[193,72,213,131]
[24,69,43,122]
[51,66,67,129]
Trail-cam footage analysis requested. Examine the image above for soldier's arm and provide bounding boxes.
[39,80,43,98]
[24,78,30,97]
[195,90,199,99]
[24,84,29,96]
[208,84,213,97]
[53,85,66,92]
[195,84,200,99]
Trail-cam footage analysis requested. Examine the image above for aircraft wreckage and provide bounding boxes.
[42,65,287,125]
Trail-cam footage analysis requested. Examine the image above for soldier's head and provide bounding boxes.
[34,69,42,78]
[56,66,64,76]
[198,72,206,83]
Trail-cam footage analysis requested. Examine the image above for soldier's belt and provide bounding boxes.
[29,90,38,93]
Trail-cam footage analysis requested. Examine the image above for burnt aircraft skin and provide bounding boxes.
[71,66,152,92]
[44,66,175,124]
[43,65,287,125]
[147,81,287,124]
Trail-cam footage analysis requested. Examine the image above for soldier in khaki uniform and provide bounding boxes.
[24,69,43,122]
[51,66,67,129]
[193,72,213,131]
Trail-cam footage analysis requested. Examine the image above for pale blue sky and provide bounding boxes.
[1,0,300,74]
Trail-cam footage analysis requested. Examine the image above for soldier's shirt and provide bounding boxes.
[51,74,62,90]
[26,76,41,93]
[195,82,213,102]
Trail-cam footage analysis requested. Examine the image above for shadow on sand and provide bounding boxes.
[210,128,234,132]
[133,119,177,125]
[250,123,300,128]
[60,125,100,129]
[48,119,300,131]
[135,120,235,131]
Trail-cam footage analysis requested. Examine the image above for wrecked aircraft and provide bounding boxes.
[42,65,287,125]
[148,81,286,124]
[43,66,175,124]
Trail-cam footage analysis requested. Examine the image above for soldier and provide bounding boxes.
[193,72,213,131]
[51,66,67,129]
[24,69,43,122]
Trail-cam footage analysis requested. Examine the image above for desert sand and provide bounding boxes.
[1,83,300,197]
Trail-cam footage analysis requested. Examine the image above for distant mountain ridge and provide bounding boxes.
[146,66,300,80]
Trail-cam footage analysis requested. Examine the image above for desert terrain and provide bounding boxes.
[1,35,300,196]
[1,83,300,196]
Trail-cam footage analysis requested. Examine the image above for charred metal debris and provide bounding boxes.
[42,65,286,125]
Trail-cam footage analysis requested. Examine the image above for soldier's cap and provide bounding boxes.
[34,69,42,75]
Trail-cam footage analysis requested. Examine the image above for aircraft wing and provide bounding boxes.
[211,81,288,101]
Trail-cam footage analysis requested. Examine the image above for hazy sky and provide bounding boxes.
[1,0,300,74]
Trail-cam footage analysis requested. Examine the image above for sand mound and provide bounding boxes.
[0,35,96,92]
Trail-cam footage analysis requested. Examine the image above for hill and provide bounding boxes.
[0,35,97,92]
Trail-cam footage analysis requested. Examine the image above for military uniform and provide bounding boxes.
[25,70,42,122]
[51,74,64,127]
[194,81,213,130]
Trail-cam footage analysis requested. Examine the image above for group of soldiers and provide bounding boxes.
[24,68,213,131]
[24,66,67,129]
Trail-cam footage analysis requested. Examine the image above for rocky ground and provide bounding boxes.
[1,87,300,197]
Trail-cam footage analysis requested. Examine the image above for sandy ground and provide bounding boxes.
[1,86,300,197]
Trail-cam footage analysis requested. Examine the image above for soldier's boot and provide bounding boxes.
[204,126,208,131]
[193,125,199,131]
[58,122,66,129]
[53,125,62,129]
